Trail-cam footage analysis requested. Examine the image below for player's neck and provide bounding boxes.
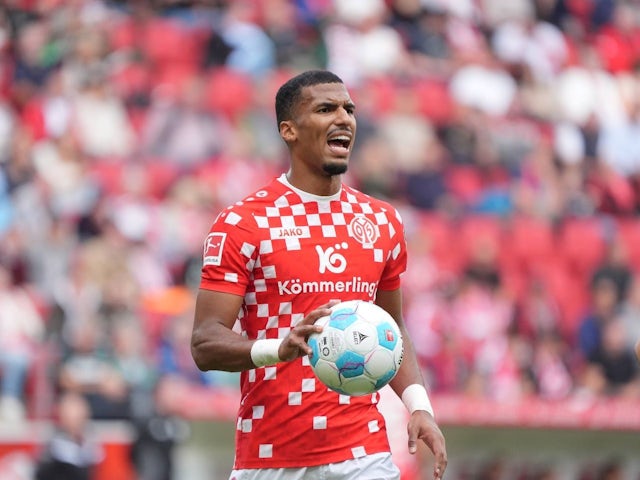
[284,171,342,197]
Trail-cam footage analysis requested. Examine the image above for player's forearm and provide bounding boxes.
[390,331,437,418]
[191,321,256,372]
[389,330,429,397]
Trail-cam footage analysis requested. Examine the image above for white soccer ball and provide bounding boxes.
[308,300,404,396]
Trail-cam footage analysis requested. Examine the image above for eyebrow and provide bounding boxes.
[316,100,356,110]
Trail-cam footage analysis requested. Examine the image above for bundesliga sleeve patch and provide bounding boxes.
[203,232,227,266]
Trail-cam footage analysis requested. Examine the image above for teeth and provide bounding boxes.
[329,135,350,142]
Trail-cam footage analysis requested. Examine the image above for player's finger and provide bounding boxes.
[407,426,418,454]
[292,324,324,343]
[282,324,324,356]
[434,465,442,480]
[433,451,447,479]
[299,306,331,326]
[430,438,447,479]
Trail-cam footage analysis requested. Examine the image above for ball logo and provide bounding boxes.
[315,243,348,274]
[385,329,395,342]
[319,330,344,356]
[349,216,379,248]
[320,337,330,357]
[353,331,368,345]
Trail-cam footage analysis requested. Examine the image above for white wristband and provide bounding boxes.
[250,339,283,367]
[401,384,435,418]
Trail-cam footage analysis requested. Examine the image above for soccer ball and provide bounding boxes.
[308,300,404,396]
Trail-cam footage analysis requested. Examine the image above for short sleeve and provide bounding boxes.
[378,207,407,291]
[199,208,258,296]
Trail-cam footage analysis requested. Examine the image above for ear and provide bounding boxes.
[279,120,297,144]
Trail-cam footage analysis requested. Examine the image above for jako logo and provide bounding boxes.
[316,243,348,274]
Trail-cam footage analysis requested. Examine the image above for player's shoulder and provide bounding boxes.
[343,184,404,222]
[214,178,288,224]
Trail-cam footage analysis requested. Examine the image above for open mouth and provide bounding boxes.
[327,134,352,156]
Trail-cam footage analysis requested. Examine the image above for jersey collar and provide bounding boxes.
[277,173,342,203]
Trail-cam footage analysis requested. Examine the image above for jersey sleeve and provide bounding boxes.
[199,207,258,296]
[378,206,408,291]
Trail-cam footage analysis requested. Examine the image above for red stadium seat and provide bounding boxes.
[445,165,483,205]
[415,213,462,274]
[413,79,455,125]
[205,67,254,120]
[140,18,205,68]
[504,217,556,274]
[110,62,152,99]
[153,63,200,95]
[354,76,397,116]
[88,161,126,196]
[533,261,588,340]
[457,215,504,266]
[140,160,181,199]
[616,218,640,271]
[558,218,607,279]
[107,16,136,51]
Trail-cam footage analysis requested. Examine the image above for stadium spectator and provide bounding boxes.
[447,240,513,364]
[617,274,640,352]
[34,392,104,480]
[379,83,437,175]
[577,276,620,360]
[448,51,518,117]
[261,0,324,70]
[389,2,455,79]
[0,263,45,421]
[592,2,640,74]
[323,0,410,86]
[514,275,563,341]
[531,331,574,400]
[590,235,633,304]
[490,12,568,84]
[585,317,640,397]
[10,19,58,110]
[140,72,231,166]
[128,376,190,480]
[596,97,640,179]
[56,319,130,420]
[219,1,277,78]
[70,69,137,160]
[553,44,627,129]
[109,316,158,396]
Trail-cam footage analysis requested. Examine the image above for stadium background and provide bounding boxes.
[0,0,640,478]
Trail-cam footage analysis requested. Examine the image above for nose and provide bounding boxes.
[335,106,354,126]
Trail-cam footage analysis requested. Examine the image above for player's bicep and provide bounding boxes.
[194,288,243,331]
[191,289,251,372]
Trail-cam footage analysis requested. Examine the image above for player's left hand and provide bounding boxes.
[278,301,338,362]
[407,410,447,479]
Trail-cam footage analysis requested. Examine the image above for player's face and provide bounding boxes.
[285,82,356,177]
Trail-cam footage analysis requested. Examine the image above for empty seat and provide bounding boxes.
[558,217,607,278]
[205,67,254,120]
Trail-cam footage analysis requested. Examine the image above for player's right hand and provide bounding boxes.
[278,301,338,361]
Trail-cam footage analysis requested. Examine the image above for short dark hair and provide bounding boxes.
[275,70,344,129]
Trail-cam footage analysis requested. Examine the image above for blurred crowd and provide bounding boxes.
[0,0,639,442]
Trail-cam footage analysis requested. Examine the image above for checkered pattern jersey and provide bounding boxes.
[200,175,408,469]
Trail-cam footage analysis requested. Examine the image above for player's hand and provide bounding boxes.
[407,410,447,479]
[278,301,338,362]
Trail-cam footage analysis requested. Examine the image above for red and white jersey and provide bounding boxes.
[200,175,407,469]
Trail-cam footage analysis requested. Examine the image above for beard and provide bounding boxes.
[322,162,348,176]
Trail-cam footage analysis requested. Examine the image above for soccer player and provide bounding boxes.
[191,70,447,480]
